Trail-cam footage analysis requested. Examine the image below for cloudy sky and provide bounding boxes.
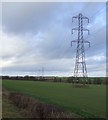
[1,2,106,77]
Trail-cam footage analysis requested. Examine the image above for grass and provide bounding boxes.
[2,80,106,118]
[2,96,23,118]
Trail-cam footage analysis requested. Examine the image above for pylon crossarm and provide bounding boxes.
[82,16,89,23]
[83,29,90,35]
[71,40,77,46]
[84,41,90,47]
[72,28,78,34]
[72,15,78,22]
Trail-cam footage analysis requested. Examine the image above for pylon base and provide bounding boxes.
[72,83,89,88]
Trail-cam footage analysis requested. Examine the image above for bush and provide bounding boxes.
[9,92,73,118]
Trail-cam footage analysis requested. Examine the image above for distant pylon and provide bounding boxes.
[71,13,90,83]
[42,67,44,77]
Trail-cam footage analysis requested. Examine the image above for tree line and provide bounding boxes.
[1,76,107,85]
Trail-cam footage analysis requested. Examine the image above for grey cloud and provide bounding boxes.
[2,2,105,34]
[2,2,60,34]
[2,2,106,76]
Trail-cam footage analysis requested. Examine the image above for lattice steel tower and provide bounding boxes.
[71,13,90,80]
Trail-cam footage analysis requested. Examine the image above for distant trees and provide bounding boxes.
[67,77,75,83]
[53,77,62,82]
[92,77,106,85]
[67,77,107,85]
[2,76,10,80]
[2,76,107,85]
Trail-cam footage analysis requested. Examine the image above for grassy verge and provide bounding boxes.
[2,89,75,118]
[2,96,23,118]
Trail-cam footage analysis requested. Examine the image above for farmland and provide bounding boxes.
[2,80,106,118]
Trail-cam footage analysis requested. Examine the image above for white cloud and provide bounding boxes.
[0,28,29,68]
[86,54,106,62]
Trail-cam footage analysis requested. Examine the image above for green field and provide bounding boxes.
[2,80,106,118]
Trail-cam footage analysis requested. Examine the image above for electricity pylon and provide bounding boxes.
[71,13,90,84]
